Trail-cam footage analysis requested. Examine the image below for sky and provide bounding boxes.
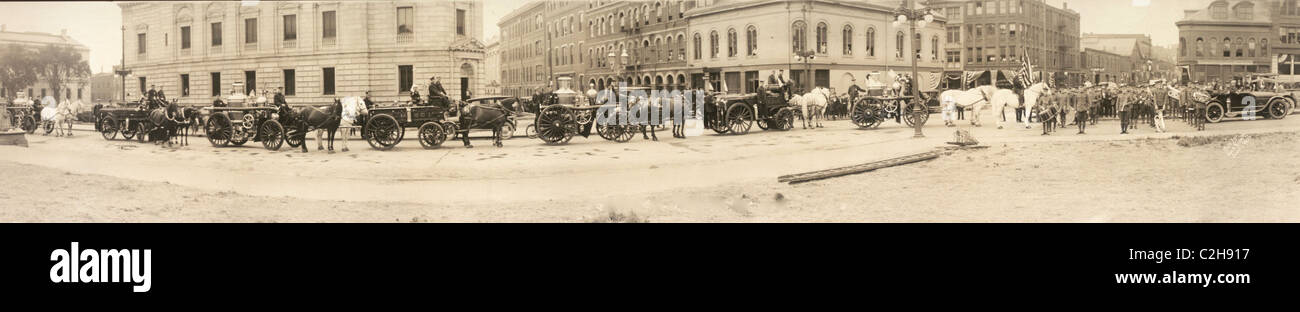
[0,0,1221,75]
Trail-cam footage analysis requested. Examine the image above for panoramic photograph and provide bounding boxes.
[0,0,1296,223]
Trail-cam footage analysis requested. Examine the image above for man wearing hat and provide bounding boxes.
[428,76,448,108]
[847,76,865,115]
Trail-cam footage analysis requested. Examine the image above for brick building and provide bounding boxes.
[1176,0,1271,83]
[1080,33,1153,84]
[933,0,1079,87]
[120,1,485,107]
[497,1,549,98]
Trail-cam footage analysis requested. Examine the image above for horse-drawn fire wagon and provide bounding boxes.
[204,106,285,150]
[94,101,150,141]
[850,93,930,129]
[702,83,797,135]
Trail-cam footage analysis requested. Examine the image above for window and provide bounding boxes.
[1249,38,1257,57]
[866,27,875,56]
[457,9,467,35]
[398,65,413,93]
[211,22,222,46]
[139,77,146,94]
[283,15,297,40]
[323,68,335,95]
[245,71,256,94]
[693,33,701,59]
[211,72,221,96]
[137,33,146,54]
[322,11,336,39]
[1179,38,1186,57]
[283,69,295,95]
[792,21,806,53]
[842,25,853,55]
[1223,37,1231,57]
[932,36,939,60]
[896,32,904,58]
[1236,37,1244,57]
[181,74,190,96]
[397,7,413,34]
[181,26,191,49]
[78,88,82,100]
[727,28,737,57]
[947,26,960,43]
[245,18,258,43]
[1196,37,1204,57]
[1234,3,1253,20]
[747,26,758,56]
[1211,3,1227,19]
[815,22,827,54]
[710,30,718,58]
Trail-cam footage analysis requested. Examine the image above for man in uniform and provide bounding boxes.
[1075,87,1089,134]
[847,77,865,115]
[273,87,287,109]
[1118,88,1131,134]
[428,76,448,108]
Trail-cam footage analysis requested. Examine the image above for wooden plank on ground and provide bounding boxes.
[778,150,942,184]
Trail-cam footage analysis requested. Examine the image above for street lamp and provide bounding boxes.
[891,0,934,138]
[794,50,815,93]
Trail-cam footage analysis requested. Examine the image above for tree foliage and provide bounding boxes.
[37,44,91,101]
[0,44,39,98]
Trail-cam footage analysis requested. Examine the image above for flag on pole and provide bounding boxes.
[1016,46,1035,88]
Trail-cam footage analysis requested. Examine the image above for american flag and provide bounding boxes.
[1016,46,1035,88]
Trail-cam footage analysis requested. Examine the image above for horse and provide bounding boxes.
[332,96,368,152]
[939,85,1002,127]
[454,98,514,148]
[54,98,77,136]
[285,100,343,153]
[791,87,830,129]
[1014,82,1051,129]
[627,94,659,141]
[144,100,182,146]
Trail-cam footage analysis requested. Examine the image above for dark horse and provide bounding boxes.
[144,100,183,146]
[281,100,343,153]
[453,100,513,148]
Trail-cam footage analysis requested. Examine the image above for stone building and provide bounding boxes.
[1176,0,1272,83]
[581,0,694,91]
[1080,33,1153,84]
[484,35,500,95]
[120,1,486,107]
[0,26,92,101]
[685,0,947,94]
[1079,47,1132,84]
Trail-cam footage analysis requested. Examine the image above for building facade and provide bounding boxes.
[941,0,1080,87]
[1272,0,1300,81]
[484,35,500,95]
[685,0,947,95]
[91,72,122,102]
[1080,33,1153,84]
[0,26,92,101]
[582,0,694,91]
[120,1,485,107]
[1080,48,1132,84]
[1176,0,1272,83]
[497,1,549,97]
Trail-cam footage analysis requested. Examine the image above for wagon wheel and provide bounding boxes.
[1205,102,1225,123]
[22,115,37,133]
[98,116,118,140]
[260,120,285,151]
[135,121,152,143]
[851,99,878,128]
[725,102,753,135]
[365,114,402,150]
[772,108,795,131]
[441,121,458,143]
[1268,98,1288,120]
[756,118,769,130]
[285,127,303,148]
[525,123,537,139]
[536,105,575,144]
[596,122,615,140]
[120,121,137,140]
[43,119,54,135]
[613,125,636,142]
[205,114,231,147]
[417,121,445,149]
[902,101,929,127]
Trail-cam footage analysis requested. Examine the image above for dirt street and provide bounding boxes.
[2,111,1298,222]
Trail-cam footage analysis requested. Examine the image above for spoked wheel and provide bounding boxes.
[851,99,878,128]
[205,114,232,147]
[285,127,303,148]
[120,122,137,140]
[772,108,796,131]
[614,125,636,142]
[260,120,285,151]
[135,122,151,143]
[98,117,118,140]
[725,103,753,135]
[441,121,459,142]
[1205,102,1225,123]
[417,121,446,149]
[1268,99,1288,120]
[536,105,575,144]
[364,114,403,150]
[525,124,537,139]
[22,116,36,134]
[756,118,769,130]
[596,122,615,140]
[43,120,54,135]
[902,102,930,127]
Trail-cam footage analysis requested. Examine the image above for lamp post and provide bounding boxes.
[116,26,130,103]
[794,50,815,93]
[891,0,934,138]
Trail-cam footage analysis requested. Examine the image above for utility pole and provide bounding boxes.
[116,25,130,103]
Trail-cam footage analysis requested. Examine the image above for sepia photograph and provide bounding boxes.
[1,0,1298,298]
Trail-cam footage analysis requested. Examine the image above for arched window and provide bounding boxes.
[866,27,875,57]
[1234,2,1254,20]
[746,26,757,56]
[677,34,686,60]
[1196,37,1204,57]
[842,25,853,55]
[1179,37,1186,57]
[710,30,719,58]
[815,22,828,54]
[727,28,737,57]
[1261,39,1269,56]
[693,33,702,60]
[932,35,940,60]
[1211,2,1228,19]
[1248,38,1256,57]
[896,31,905,59]
[1223,37,1231,57]
[792,20,807,53]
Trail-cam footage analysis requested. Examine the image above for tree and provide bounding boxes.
[36,44,90,101]
[0,44,39,98]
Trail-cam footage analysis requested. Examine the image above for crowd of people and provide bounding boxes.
[1031,80,1218,136]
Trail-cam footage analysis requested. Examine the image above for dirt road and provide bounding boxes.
[3,111,1298,222]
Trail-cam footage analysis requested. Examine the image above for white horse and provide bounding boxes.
[321,96,369,152]
[790,87,830,128]
[39,96,60,136]
[939,86,999,127]
[1016,82,1051,129]
[55,98,79,136]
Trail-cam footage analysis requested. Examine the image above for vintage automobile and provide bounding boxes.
[1203,90,1292,123]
